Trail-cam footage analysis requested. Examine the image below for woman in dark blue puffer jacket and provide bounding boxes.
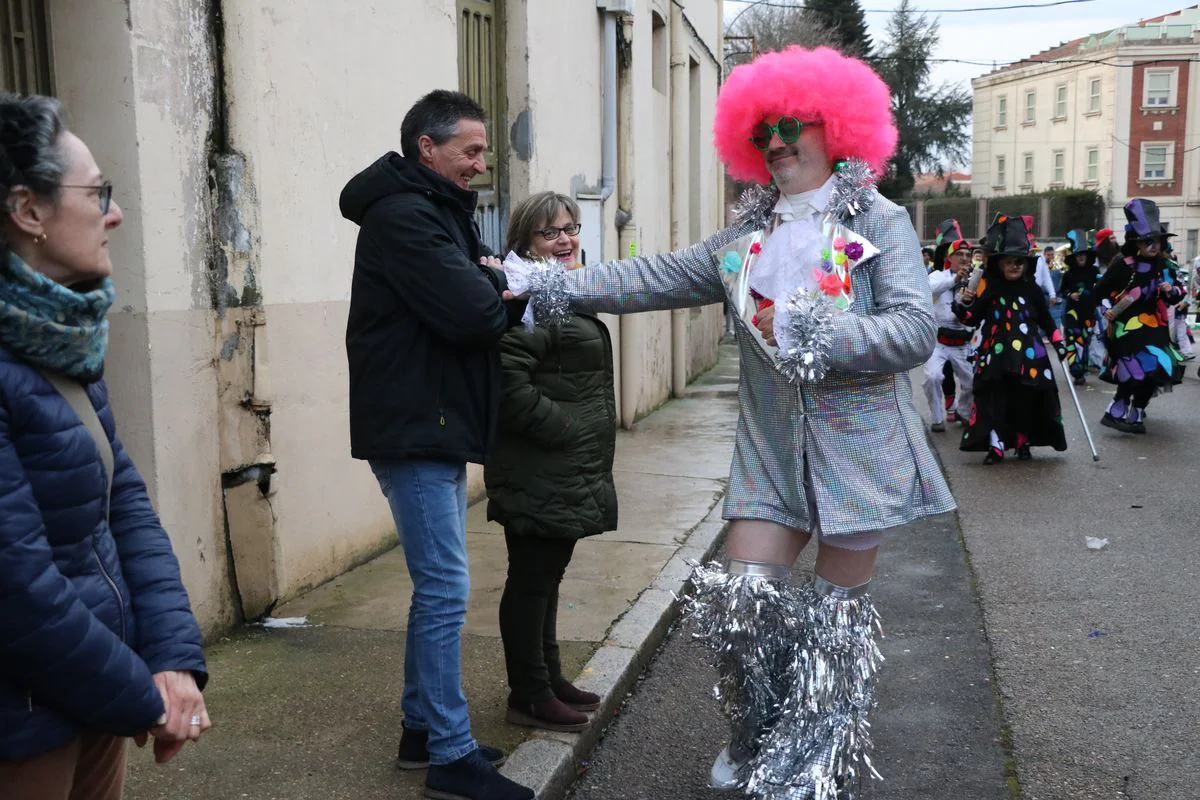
[0,94,209,799]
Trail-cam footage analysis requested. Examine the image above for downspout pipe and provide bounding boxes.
[669,3,688,397]
[600,7,618,203]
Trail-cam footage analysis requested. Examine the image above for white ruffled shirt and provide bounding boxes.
[772,175,836,224]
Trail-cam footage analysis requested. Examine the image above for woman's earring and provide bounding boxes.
[33,233,47,245]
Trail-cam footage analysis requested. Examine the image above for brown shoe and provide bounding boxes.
[505,693,589,732]
[553,681,601,712]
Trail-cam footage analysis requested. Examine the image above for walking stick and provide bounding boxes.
[1057,355,1100,461]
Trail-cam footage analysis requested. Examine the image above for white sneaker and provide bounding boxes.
[709,745,747,790]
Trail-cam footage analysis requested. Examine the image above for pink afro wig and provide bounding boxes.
[713,46,898,184]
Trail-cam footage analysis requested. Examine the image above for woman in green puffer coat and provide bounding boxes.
[485,192,617,734]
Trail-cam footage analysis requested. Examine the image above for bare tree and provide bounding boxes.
[726,4,841,70]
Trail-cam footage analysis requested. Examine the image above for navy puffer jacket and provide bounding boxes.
[0,346,207,761]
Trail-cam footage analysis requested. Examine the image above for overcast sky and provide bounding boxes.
[723,0,1190,89]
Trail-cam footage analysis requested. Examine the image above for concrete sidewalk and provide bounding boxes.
[125,346,742,800]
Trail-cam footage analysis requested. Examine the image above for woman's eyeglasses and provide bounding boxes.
[60,181,114,214]
[536,222,582,240]
[749,117,822,151]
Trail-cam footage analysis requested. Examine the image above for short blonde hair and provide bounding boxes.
[505,191,580,258]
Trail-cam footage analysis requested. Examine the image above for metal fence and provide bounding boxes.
[906,195,1107,244]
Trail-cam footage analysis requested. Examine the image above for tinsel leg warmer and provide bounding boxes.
[685,562,884,800]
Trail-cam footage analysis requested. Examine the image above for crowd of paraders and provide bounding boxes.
[920,203,1192,465]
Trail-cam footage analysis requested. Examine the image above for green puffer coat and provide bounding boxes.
[485,313,618,539]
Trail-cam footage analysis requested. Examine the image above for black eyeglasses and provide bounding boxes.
[59,181,114,214]
[536,223,581,240]
[749,117,822,151]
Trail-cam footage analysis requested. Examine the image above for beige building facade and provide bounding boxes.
[972,9,1200,256]
[8,0,727,635]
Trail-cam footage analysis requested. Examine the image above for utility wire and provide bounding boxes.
[727,0,1100,18]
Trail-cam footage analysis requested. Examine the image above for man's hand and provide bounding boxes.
[959,289,976,305]
[1050,296,1061,305]
[1104,308,1116,322]
[755,303,776,346]
[1069,292,1081,301]
[479,256,502,269]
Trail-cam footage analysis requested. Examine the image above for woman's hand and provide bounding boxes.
[754,303,776,346]
[959,289,976,305]
[1069,292,1081,301]
[139,670,212,763]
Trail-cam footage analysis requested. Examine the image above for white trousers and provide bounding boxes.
[923,343,974,424]
[1172,310,1194,356]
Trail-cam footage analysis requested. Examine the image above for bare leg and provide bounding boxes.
[726,519,810,565]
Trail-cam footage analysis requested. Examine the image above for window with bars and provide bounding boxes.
[1086,148,1099,182]
[457,0,505,251]
[0,0,53,95]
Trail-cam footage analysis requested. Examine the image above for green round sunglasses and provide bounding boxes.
[749,116,823,151]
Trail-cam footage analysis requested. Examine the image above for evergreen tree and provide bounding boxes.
[874,0,972,198]
[803,0,873,58]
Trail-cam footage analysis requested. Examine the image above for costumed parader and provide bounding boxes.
[1060,229,1101,386]
[923,227,975,432]
[1090,199,1187,434]
[1089,228,1121,370]
[929,218,967,420]
[953,214,1070,464]
[507,45,955,799]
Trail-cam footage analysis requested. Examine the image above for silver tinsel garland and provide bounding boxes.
[826,159,877,224]
[777,291,836,383]
[683,563,883,800]
[524,260,572,328]
[734,184,782,231]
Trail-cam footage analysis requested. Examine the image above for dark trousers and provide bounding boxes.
[499,531,578,703]
[1115,380,1156,409]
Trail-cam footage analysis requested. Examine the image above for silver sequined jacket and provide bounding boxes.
[563,193,956,535]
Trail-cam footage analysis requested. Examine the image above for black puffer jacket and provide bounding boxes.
[485,314,618,539]
[340,153,523,464]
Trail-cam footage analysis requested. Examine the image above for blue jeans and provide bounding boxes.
[370,459,476,764]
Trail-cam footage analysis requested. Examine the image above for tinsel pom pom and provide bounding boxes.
[526,260,572,328]
[680,562,803,773]
[734,183,781,231]
[746,582,884,800]
[778,290,836,383]
[827,158,878,223]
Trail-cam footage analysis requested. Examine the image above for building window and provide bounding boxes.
[1054,84,1067,119]
[1086,148,1099,182]
[1143,69,1178,108]
[996,95,1007,127]
[1187,229,1198,263]
[1022,153,1034,187]
[457,0,505,250]
[0,0,54,95]
[1140,143,1172,181]
[1052,150,1065,183]
[1087,78,1102,113]
[1023,90,1036,124]
[652,12,668,94]
[995,155,1006,187]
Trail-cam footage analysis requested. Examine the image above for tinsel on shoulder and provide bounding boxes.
[501,251,573,329]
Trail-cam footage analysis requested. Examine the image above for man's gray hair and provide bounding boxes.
[400,89,487,159]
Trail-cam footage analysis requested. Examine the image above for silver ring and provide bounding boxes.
[190,715,201,726]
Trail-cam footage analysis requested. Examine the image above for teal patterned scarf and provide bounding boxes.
[0,252,114,381]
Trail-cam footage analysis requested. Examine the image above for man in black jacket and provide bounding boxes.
[340,90,531,800]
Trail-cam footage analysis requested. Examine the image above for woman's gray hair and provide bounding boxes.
[505,191,580,258]
[0,92,69,207]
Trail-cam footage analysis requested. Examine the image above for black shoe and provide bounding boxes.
[426,749,533,800]
[1128,420,1146,434]
[1017,444,1032,461]
[1100,413,1133,433]
[983,448,1004,465]
[1073,374,1086,386]
[397,727,506,771]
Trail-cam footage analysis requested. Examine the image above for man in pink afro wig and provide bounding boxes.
[522,42,953,800]
[714,46,898,184]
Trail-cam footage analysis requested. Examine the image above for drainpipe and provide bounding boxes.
[669,3,689,396]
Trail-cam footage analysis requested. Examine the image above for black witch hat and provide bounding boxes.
[982,213,1037,277]
[1064,228,1096,269]
[931,218,965,270]
[1123,198,1174,245]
